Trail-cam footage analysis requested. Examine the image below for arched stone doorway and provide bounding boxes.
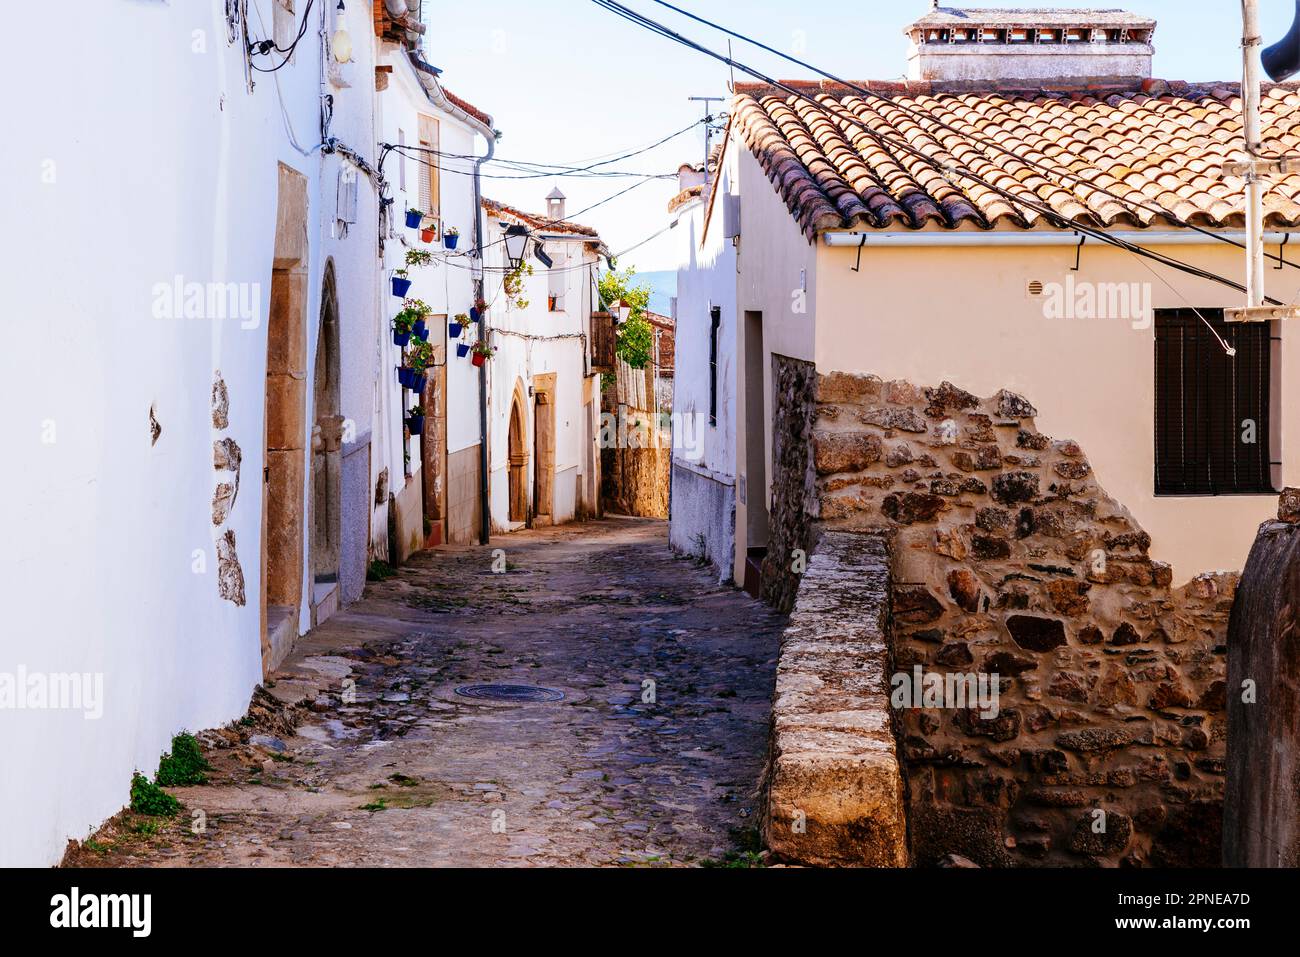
[506,382,527,527]
[532,372,557,527]
[310,260,343,624]
[508,382,529,525]
[262,163,309,673]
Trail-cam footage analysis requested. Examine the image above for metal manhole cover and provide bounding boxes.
[454,683,565,703]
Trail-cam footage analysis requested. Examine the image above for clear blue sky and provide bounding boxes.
[430,1,1297,271]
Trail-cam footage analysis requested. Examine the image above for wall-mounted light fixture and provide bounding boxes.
[332,0,353,62]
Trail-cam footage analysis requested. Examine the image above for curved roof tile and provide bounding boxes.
[731,80,1300,239]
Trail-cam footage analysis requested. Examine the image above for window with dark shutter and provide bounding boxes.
[709,306,721,426]
[1154,308,1274,496]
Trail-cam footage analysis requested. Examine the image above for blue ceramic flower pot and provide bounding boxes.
[456,342,470,358]
[448,322,464,339]
[405,210,422,229]
[393,329,411,348]
[392,276,412,297]
[407,415,425,433]
[444,233,459,250]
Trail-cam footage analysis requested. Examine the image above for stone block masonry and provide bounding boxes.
[763,531,909,867]
[805,373,1233,867]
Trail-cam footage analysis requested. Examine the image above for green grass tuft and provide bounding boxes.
[155,732,211,786]
[130,773,179,817]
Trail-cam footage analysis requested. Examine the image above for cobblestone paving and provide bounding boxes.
[71,518,785,867]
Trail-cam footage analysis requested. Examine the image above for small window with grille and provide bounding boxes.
[1154,308,1274,496]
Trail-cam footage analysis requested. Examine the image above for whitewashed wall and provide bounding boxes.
[374,52,489,551]
[669,148,742,581]
[0,0,376,866]
[483,218,599,528]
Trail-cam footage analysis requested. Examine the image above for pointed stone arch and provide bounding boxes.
[310,259,343,620]
[508,380,529,524]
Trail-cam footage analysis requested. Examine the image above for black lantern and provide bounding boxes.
[503,224,530,269]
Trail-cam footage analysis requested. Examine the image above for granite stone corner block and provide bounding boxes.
[763,532,909,867]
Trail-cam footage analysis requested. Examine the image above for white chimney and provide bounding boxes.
[677,163,706,194]
[546,186,566,222]
[906,7,1156,84]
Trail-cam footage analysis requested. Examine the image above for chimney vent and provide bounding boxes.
[546,186,566,222]
[906,7,1156,84]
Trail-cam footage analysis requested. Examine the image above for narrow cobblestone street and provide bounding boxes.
[68,519,784,868]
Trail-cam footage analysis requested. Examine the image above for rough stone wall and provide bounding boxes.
[760,354,818,613]
[763,531,909,866]
[812,372,1234,867]
[1224,494,1300,867]
[600,442,670,517]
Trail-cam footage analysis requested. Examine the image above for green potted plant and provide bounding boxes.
[405,208,424,229]
[449,313,469,338]
[471,340,496,368]
[391,311,413,347]
[391,268,412,298]
[405,248,432,269]
[444,225,460,250]
[406,403,426,434]
[397,298,432,340]
[470,296,488,322]
[407,337,434,385]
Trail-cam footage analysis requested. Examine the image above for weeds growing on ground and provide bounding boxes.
[367,560,396,582]
[155,732,211,786]
[129,773,179,817]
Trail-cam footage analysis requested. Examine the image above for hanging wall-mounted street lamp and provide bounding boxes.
[332,0,353,62]
[612,299,632,324]
[503,224,531,269]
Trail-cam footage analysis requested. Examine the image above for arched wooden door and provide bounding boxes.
[508,385,528,524]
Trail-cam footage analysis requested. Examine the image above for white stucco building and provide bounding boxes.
[0,0,498,867]
[480,194,606,530]
[668,156,742,584]
[671,7,1300,594]
[374,42,497,551]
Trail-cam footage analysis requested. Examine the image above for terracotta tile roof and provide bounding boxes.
[482,198,600,238]
[646,311,674,372]
[731,79,1300,239]
[441,86,494,129]
[667,184,703,212]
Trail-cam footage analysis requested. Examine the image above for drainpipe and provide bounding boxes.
[474,132,495,546]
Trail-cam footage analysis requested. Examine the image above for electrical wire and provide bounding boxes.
[249,0,317,73]
[590,0,1285,312]
[248,0,323,155]
[638,0,1300,273]
[386,143,676,180]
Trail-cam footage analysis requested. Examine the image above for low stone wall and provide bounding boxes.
[810,373,1233,867]
[763,531,909,867]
